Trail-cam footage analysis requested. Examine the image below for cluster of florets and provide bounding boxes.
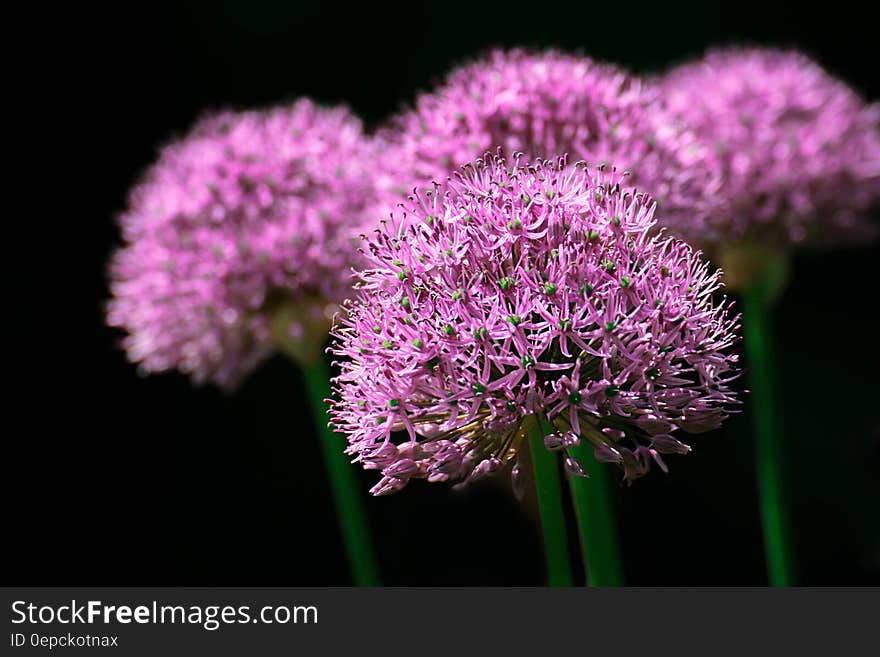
[377,48,719,229]
[108,99,379,387]
[658,47,880,248]
[330,154,741,495]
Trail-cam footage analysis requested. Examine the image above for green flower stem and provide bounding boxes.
[529,419,574,586]
[742,280,798,586]
[567,444,625,586]
[301,358,381,586]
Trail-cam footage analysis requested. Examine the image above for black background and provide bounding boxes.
[8,1,879,585]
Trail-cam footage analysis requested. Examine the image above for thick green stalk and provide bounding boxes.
[567,444,624,586]
[301,359,381,586]
[529,420,574,586]
[742,282,797,586]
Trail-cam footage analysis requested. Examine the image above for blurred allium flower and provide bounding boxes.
[108,99,378,387]
[659,47,880,251]
[330,154,741,495]
[377,48,718,227]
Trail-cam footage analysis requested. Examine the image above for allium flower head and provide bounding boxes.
[659,47,880,249]
[378,49,717,227]
[108,99,377,387]
[330,154,741,495]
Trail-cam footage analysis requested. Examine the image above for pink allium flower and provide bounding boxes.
[108,99,378,387]
[330,154,741,495]
[659,47,880,249]
[376,49,718,231]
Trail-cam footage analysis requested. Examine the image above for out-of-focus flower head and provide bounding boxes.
[376,48,718,229]
[108,99,378,387]
[330,153,741,495]
[659,47,880,256]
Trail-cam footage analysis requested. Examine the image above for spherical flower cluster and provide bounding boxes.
[658,47,880,249]
[330,154,741,495]
[108,99,379,387]
[377,49,718,228]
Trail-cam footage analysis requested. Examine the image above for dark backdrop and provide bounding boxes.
[8,1,879,585]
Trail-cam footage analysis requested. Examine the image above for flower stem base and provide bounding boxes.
[299,356,382,586]
[568,444,625,586]
[742,276,798,586]
[529,418,574,587]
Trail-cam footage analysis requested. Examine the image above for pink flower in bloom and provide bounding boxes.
[330,154,741,495]
[376,49,718,232]
[658,47,880,248]
[108,99,379,387]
